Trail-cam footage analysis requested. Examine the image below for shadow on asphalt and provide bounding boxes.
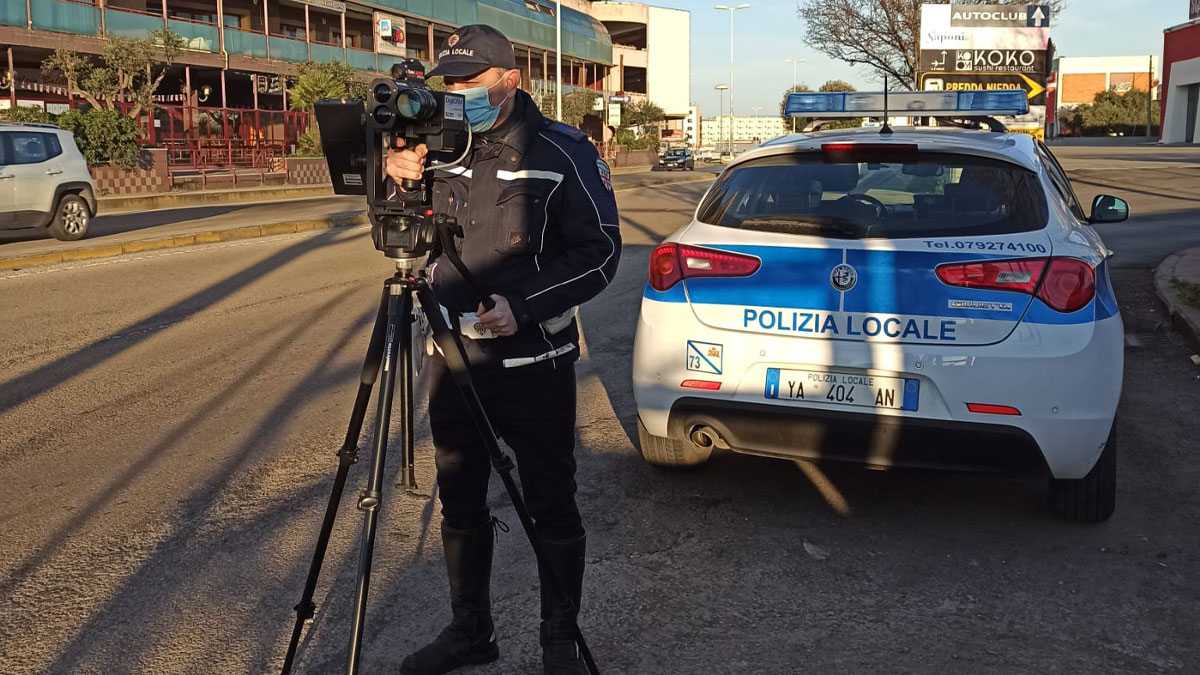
[1070,175,1200,206]
[23,283,441,673]
[0,228,357,416]
[0,205,250,246]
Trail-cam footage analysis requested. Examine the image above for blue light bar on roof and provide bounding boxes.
[784,90,1029,118]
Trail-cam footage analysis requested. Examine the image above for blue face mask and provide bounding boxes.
[460,78,507,133]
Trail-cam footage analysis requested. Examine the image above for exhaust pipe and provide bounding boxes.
[689,426,717,449]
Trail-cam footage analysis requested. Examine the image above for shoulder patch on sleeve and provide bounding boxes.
[596,158,612,192]
[543,120,588,142]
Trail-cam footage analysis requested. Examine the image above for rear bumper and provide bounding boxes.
[666,397,1047,473]
[633,297,1123,479]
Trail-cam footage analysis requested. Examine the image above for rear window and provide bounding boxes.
[696,150,1048,239]
[6,132,63,165]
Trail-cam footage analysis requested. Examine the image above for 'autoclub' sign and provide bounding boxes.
[919,48,1047,74]
[950,4,1050,27]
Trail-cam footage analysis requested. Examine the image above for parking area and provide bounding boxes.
[0,149,1197,674]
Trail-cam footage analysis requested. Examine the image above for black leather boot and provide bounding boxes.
[400,520,499,675]
[538,535,588,675]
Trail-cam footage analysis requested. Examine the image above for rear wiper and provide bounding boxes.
[738,216,864,238]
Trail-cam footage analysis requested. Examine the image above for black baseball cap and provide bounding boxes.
[427,25,517,79]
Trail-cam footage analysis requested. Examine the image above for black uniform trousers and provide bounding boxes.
[427,354,583,541]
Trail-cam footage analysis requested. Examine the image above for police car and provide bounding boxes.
[631,91,1129,522]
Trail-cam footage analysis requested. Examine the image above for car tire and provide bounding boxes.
[1048,427,1117,522]
[49,194,90,242]
[636,417,711,467]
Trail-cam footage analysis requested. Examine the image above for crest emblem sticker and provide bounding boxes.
[448,34,460,47]
[686,341,723,375]
[596,159,612,192]
[830,263,857,292]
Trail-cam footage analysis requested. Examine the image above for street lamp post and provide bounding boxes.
[715,4,748,155]
[784,57,806,132]
[714,84,728,154]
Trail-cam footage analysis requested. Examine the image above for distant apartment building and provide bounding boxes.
[681,104,699,148]
[702,115,787,149]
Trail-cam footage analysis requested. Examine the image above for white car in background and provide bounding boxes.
[0,121,97,241]
[632,91,1128,522]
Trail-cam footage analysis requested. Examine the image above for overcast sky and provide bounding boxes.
[647,0,1189,119]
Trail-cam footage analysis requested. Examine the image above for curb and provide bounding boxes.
[98,185,336,214]
[0,214,368,271]
[1153,248,1200,356]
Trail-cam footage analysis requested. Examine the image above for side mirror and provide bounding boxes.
[1089,195,1129,224]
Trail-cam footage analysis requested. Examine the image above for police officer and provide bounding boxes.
[385,25,620,675]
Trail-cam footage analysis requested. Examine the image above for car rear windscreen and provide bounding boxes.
[696,150,1048,239]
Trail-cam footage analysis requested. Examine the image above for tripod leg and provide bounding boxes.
[281,280,392,675]
[398,298,417,491]
[413,282,600,675]
[346,282,410,675]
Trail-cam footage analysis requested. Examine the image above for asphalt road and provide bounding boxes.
[1,156,1199,674]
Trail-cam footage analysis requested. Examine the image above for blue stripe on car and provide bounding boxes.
[642,245,1104,327]
[1093,260,1118,321]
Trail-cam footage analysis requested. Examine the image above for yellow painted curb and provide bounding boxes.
[61,244,124,262]
[193,232,223,244]
[122,238,180,254]
[0,252,64,269]
[259,222,299,236]
[219,227,265,241]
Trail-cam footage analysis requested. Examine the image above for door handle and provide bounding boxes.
[45,169,63,175]
[0,173,13,179]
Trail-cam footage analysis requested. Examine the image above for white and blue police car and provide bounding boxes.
[631,91,1128,522]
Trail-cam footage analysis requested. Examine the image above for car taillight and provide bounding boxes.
[647,244,761,291]
[935,256,1095,313]
[1037,258,1096,313]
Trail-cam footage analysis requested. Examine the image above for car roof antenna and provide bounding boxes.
[880,76,893,136]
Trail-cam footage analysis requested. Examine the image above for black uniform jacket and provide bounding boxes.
[428,89,621,371]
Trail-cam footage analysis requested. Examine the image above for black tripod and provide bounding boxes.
[280,251,599,675]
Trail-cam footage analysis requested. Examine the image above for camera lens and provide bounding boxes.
[396,88,438,121]
[371,105,395,126]
[373,83,394,104]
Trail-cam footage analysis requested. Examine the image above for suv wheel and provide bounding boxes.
[1049,424,1117,522]
[636,417,711,467]
[49,194,90,241]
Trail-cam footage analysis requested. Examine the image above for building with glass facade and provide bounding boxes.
[0,0,614,157]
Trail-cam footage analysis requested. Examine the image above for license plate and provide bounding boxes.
[764,368,919,411]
